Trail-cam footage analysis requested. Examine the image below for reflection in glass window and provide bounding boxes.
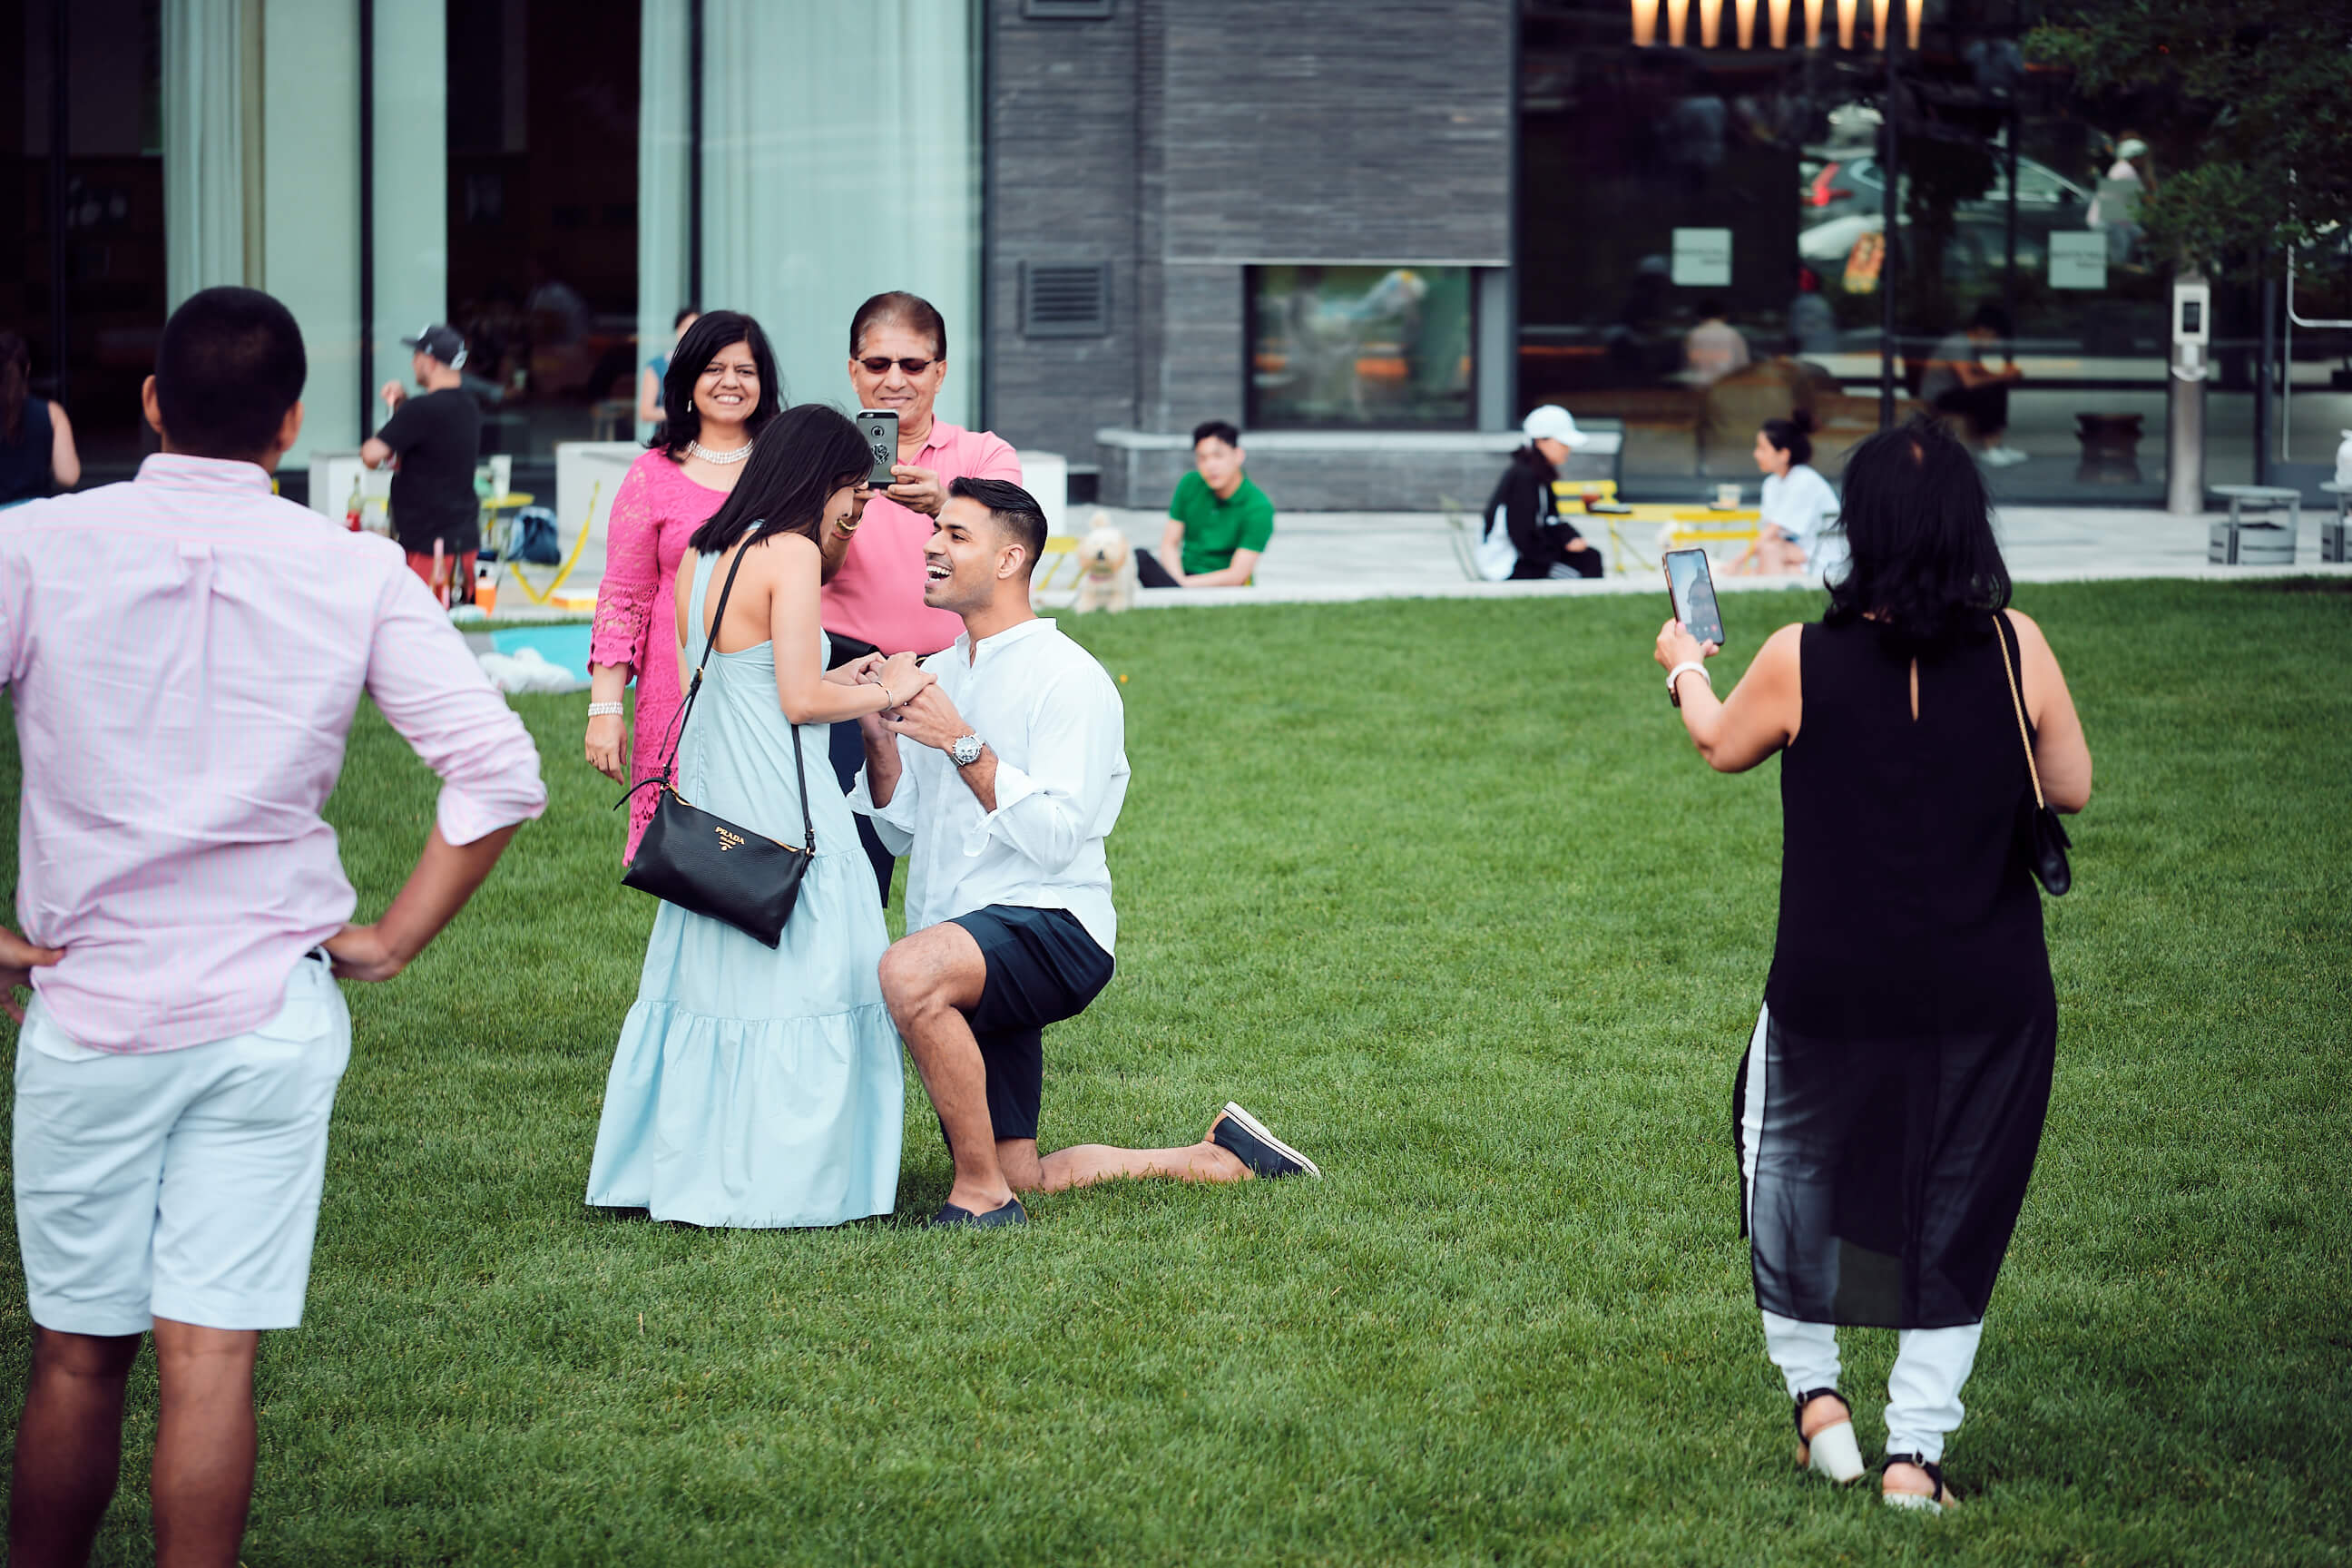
[1249,266,1474,428]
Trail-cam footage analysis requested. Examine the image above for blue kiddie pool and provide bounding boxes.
[490,622,595,682]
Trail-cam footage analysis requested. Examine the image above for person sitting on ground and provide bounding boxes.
[0,332,79,507]
[1475,405,1604,582]
[1135,420,1273,588]
[1731,412,1842,577]
[1919,303,2026,468]
[362,323,487,596]
[1,285,544,1568]
[1683,297,1751,387]
[854,477,1319,1229]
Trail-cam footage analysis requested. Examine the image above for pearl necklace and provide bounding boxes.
[687,438,752,466]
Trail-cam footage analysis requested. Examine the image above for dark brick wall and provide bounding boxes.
[1159,0,1513,264]
[984,0,1143,459]
[986,0,1517,490]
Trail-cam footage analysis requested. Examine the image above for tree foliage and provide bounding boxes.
[2025,0,2352,271]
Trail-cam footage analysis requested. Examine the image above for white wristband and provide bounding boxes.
[1666,662,1711,708]
[587,701,624,718]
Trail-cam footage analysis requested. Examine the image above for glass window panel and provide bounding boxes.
[1249,265,1475,429]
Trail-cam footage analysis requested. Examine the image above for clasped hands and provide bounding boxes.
[836,651,966,751]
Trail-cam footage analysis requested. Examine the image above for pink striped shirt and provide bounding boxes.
[821,421,1021,655]
[0,456,547,1053]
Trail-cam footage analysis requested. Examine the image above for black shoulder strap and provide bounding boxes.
[616,536,814,854]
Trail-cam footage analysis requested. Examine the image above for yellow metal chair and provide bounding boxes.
[1033,534,1084,603]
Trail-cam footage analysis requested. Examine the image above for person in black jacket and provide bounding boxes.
[1477,405,1603,581]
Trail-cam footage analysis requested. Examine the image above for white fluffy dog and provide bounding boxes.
[1072,514,1137,613]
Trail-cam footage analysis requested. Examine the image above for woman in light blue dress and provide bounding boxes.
[587,405,933,1227]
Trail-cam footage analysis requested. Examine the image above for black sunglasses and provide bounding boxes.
[857,356,936,376]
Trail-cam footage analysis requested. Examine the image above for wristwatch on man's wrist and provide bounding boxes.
[949,732,985,768]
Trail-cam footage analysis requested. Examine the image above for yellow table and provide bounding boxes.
[1563,502,1760,575]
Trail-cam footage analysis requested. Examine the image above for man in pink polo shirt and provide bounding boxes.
[0,287,544,1566]
[825,290,1022,902]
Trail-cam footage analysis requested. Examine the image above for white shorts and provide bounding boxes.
[13,955,351,1335]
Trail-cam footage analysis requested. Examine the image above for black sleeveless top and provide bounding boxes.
[1765,612,2053,1040]
[0,397,54,505]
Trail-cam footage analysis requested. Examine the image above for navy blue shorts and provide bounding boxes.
[946,905,1114,1142]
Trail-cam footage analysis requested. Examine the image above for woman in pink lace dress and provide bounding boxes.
[584,311,779,858]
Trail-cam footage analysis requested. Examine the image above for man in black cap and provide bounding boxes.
[362,323,484,600]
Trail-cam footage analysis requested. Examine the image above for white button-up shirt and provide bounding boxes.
[0,455,546,1052]
[850,616,1127,955]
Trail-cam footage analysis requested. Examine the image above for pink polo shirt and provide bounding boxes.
[822,420,1021,655]
[0,455,547,1053]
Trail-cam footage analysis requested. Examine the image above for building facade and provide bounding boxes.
[11,0,2347,508]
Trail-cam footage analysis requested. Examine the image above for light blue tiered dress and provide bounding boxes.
[585,549,903,1227]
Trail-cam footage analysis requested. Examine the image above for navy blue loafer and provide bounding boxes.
[926,1197,1027,1229]
[1209,1102,1322,1180]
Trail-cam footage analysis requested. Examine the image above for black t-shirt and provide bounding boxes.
[377,387,483,554]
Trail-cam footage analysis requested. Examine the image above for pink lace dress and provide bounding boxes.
[591,450,732,859]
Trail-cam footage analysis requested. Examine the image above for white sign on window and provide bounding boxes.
[1671,229,1733,287]
[2049,230,2107,290]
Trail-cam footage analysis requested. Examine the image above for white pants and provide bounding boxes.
[13,956,350,1335]
[1762,1310,1984,1465]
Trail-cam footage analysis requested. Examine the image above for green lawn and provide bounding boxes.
[4,580,2349,1565]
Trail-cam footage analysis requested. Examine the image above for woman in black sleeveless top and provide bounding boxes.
[1653,418,2092,1513]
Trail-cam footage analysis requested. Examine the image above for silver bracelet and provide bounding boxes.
[875,683,897,710]
[586,701,624,718]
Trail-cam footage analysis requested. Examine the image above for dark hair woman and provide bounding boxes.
[0,331,81,505]
[1730,410,1840,578]
[585,404,935,1231]
[1651,416,2092,1512]
[588,309,791,859]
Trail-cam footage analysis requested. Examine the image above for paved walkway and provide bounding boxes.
[1055,503,2351,611]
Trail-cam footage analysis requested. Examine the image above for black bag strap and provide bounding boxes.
[1993,609,2044,811]
[617,534,815,854]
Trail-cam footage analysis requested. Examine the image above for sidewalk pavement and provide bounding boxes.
[1059,504,2352,612]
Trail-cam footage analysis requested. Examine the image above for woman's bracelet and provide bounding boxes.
[587,701,624,718]
[875,683,897,710]
[1666,662,1712,709]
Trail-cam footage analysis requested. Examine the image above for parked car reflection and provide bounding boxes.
[1796,152,2092,276]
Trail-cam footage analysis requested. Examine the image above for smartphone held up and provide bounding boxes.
[1664,548,1727,648]
[855,409,899,487]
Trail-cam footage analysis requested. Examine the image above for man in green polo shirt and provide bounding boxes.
[1136,420,1274,588]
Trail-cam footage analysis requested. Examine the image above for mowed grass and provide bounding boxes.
[3,579,2348,1565]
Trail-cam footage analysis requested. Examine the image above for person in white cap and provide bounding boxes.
[2088,134,2151,264]
[1474,406,1603,582]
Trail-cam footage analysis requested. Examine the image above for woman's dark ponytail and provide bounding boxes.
[1760,409,1814,468]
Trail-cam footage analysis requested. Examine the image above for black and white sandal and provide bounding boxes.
[1881,1453,1958,1514]
[1793,1388,1864,1483]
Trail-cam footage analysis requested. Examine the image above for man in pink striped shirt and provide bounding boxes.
[823,291,1023,902]
[0,288,545,1567]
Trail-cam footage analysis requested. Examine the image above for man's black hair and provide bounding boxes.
[1191,419,1242,450]
[154,287,307,460]
[850,291,947,360]
[948,475,1048,575]
[1968,301,2013,337]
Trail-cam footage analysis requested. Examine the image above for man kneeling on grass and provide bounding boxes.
[852,476,1318,1227]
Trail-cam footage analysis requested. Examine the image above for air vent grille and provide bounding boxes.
[1022,263,1110,338]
